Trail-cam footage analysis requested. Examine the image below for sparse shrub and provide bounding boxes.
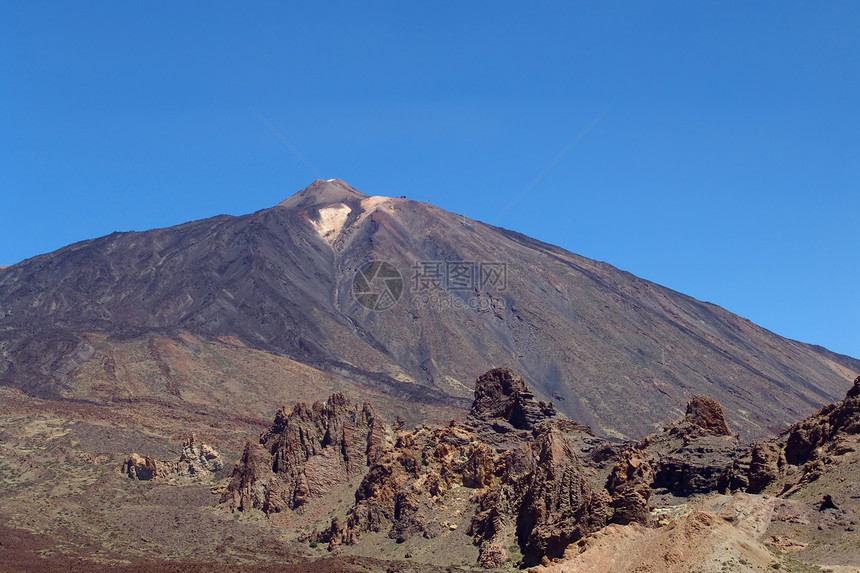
[309,541,318,548]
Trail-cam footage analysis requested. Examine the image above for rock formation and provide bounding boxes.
[606,448,654,525]
[469,368,558,430]
[773,375,860,497]
[176,435,224,475]
[783,375,860,465]
[683,394,733,436]
[222,393,388,513]
[122,453,160,480]
[232,369,633,566]
[746,441,786,494]
[468,423,613,567]
[640,395,749,496]
[122,435,223,481]
[219,371,860,569]
[514,426,607,565]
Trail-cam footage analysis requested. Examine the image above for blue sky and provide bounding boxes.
[1,2,858,358]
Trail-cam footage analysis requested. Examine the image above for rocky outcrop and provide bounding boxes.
[516,427,608,565]
[343,433,429,544]
[469,368,558,430]
[222,393,388,513]
[466,424,613,567]
[783,375,860,465]
[606,449,654,525]
[220,370,860,569]
[684,394,733,436]
[650,435,749,496]
[635,376,860,500]
[224,444,281,514]
[320,373,607,567]
[773,376,860,498]
[273,370,607,567]
[122,435,223,481]
[746,441,786,494]
[122,453,160,480]
[175,435,224,475]
[312,420,505,548]
[640,395,749,496]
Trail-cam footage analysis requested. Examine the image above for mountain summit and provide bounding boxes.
[0,180,857,439]
[276,178,368,209]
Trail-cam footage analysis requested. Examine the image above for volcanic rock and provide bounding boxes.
[606,448,654,525]
[122,435,223,481]
[517,426,607,565]
[174,434,224,475]
[223,393,388,513]
[469,368,558,430]
[746,441,786,494]
[470,425,599,566]
[458,372,612,566]
[638,395,748,496]
[684,395,732,436]
[783,375,860,465]
[220,372,860,568]
[122,453,160,480]
[250,375,758,566]
[271,369,608,565]
[652,435,748,496]
[222,440,281,513]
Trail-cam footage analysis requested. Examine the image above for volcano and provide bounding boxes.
[0,179,856,439]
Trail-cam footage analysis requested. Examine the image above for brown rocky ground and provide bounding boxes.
[2,372,858,571]
[217,370,860,570]
[0,521,422,573]
[68,331,461,430]
[540,492,858,573]
[538,376,860,573]
[0,386,459,572]
[541,494,777,573]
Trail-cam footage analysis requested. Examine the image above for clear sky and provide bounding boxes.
[1,2,858,358]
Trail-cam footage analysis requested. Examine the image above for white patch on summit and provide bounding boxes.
[311,203,351,245]
[359,196,391,212]
[352,196,394,228]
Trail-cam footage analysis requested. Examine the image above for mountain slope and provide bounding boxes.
[0,179,857,439]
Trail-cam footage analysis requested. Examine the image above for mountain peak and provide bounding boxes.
[276,179,369,210]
